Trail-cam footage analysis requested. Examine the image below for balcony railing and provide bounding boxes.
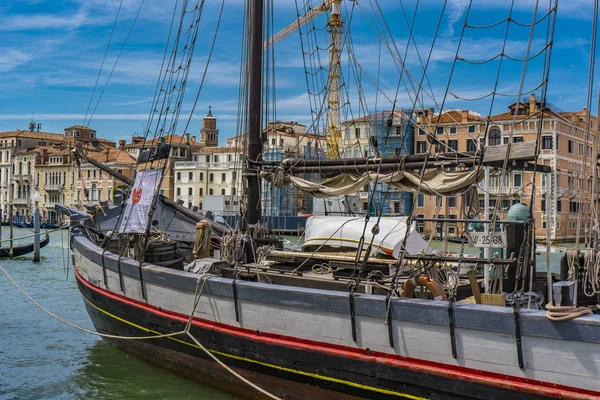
[174,161,238,169]
[478,186,521,196]
[45,184,64,191]
[13,198,31,205]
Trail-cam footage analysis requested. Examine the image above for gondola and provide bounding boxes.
[0,233,50,258]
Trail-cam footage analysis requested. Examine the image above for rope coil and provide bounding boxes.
[545,303,592,321]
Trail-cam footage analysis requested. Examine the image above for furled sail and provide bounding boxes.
[262,168,483,198]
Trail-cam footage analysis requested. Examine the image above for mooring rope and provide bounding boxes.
[0,264,282,400]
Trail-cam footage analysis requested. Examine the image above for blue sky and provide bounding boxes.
[0,0,596,144]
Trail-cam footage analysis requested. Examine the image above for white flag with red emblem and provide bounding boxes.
[119,168,162,233]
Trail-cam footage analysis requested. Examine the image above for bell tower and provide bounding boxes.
[199,106,218,147]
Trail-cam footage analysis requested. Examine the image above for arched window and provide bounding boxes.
[488,127,501,146]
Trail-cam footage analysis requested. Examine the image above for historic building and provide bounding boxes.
[414,94,598,241]
[121,132,201,200]
[0,123,136,223]
[173,110,326,217]
[339,110,415,215]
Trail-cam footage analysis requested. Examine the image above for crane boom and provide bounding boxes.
[265,1,333,48]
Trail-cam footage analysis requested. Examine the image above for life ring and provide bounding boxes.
[400,274,447,300]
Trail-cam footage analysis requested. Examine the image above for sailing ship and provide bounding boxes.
[58,1,600,399]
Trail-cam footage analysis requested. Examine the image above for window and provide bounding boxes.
[450,127,457,134]
[221,173,226,182]
[355,128,361,138]
[579,143,584,155]
[93,170,97,178]
[436,140,446,153]
[214,155,219,162]
[488,127,501,146]
[568,140,574,153]
[87,170,91,178]
[189,172,193,181]
[98,189,102,201]
[448,140,458,152]
[395,148,402,156]
[417,194,424,208]
[542,136,552,149]
[221,189,226,195]
[436,196,443,208]
[199,188,203,196]
[188,188,193,195]
[90,132,95,139]
[418,128,425,136]
[199,172,204,181]
[209,173,214,182]
[467,139,477,152]
[199,202,202,210]
[513,173,522,187]
[232,171,236,181]
[541,200,546,212]
[436,127,444,135]
[416,214,425,233]
[395,126,402,135]
[76,130,80,137]
[513,136,523,143]
[468,125,475,134]
[393,202,400,214]
[209,189,214,195]
[416,141,427,154]
[176,188,181,195]
[232,187,236,195]
[448,197,456,207]
[176,172,181,181]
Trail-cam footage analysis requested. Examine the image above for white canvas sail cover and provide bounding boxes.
[302,216,430,259]
[262,168,482,197]
[119,169,163,234]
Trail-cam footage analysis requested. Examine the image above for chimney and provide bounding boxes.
[428,108,435,119]
[118,139,126,149]
[461,110,469,123]
[529,93,536,114]
[105,147,111,163]
[185,133,190,144]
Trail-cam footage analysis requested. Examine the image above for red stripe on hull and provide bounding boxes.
[74,268,600,400]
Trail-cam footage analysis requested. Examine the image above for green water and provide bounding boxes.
[0,228,238,400]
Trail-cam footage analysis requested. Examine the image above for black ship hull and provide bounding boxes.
[75,269,571,400]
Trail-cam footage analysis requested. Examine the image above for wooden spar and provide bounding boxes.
[246,0,264,226]
[268,250,517,265]
[270,159,551,174]
[71,147,229,235]
[250,151,478,167]
[259,142,550,174]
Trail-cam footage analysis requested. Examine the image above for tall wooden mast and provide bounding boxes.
[246,0,264,226]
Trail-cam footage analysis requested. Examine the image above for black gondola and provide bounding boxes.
[0,233,50,258]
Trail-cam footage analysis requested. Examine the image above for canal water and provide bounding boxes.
[1,228,566,400]
[0,228,238,400]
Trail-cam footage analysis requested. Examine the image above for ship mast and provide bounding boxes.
[246,0,265,226]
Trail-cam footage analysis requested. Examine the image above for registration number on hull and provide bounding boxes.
[468,231,506,248]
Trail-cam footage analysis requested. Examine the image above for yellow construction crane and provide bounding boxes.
[266,0,343,159]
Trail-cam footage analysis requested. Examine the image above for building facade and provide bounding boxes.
[414,94,598,241]
[0,123,136,223]
[340,110,415,216]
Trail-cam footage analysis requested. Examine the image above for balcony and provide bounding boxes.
[479,186,521,196]
[45,184,64,192]
[174,161,234,170]
[13,174,31,182]
[13,198,31,205]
